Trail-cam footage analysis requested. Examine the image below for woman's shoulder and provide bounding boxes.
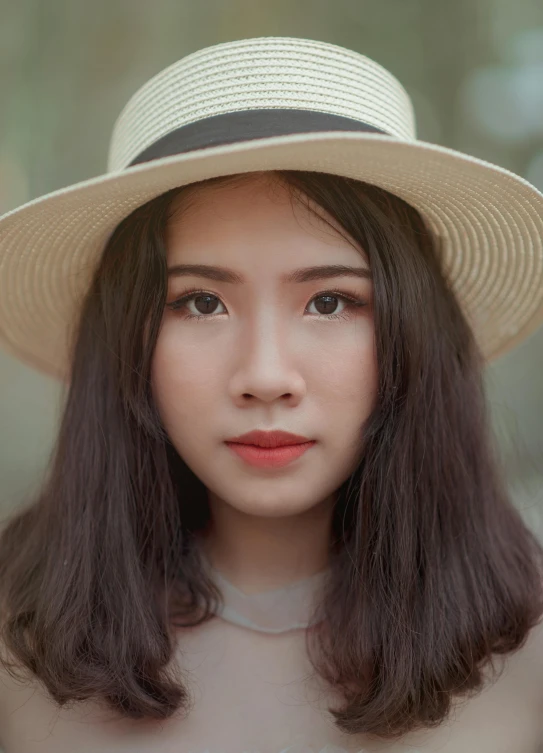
[506,614,543,702]
[0,636,33,751]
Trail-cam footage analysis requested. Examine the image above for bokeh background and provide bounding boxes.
[0,0,542,544]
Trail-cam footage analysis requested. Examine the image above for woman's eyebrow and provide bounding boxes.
[167,263,372,283]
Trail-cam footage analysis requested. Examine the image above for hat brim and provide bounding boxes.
[0,131,542,380]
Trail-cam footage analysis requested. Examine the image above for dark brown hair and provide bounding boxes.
[0,170,542,741]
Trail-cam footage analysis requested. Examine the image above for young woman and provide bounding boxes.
[0,37,542,753]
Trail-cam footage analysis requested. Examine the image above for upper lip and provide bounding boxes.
[226,430,313,447]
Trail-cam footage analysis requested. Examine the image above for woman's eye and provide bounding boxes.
[175,292,224,318]
[166,290,367,321]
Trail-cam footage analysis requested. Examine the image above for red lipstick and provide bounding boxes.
[225,430,316,468]
[226,430,312,447]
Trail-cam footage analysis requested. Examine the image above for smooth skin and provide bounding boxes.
[151,172,378,594]
[2,174,543,753]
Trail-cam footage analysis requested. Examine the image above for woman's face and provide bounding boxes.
[151,174,377,519]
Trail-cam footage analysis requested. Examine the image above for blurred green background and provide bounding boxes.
[0,0,542,541]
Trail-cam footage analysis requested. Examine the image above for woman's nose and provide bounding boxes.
[228,315,307,404]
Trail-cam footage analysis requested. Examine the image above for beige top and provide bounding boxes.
[0,562,543,753]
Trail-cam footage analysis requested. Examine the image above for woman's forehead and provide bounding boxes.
[165,174,367,263]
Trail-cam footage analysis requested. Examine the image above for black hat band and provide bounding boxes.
[128,108,388,167]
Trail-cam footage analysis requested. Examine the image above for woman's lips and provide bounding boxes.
[225,441,316,468]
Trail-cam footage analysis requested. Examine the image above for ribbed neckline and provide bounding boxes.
[202,557,330,634]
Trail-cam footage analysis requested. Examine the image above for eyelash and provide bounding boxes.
[166,287,367,322]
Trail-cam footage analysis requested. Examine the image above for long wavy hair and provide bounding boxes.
[0,169,542,741]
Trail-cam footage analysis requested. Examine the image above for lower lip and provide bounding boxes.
[225,441,316,468]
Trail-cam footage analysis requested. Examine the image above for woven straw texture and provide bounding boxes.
[107,37,417,171]
[0,37,542,380]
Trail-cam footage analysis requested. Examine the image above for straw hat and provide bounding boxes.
[0,36,542,381]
